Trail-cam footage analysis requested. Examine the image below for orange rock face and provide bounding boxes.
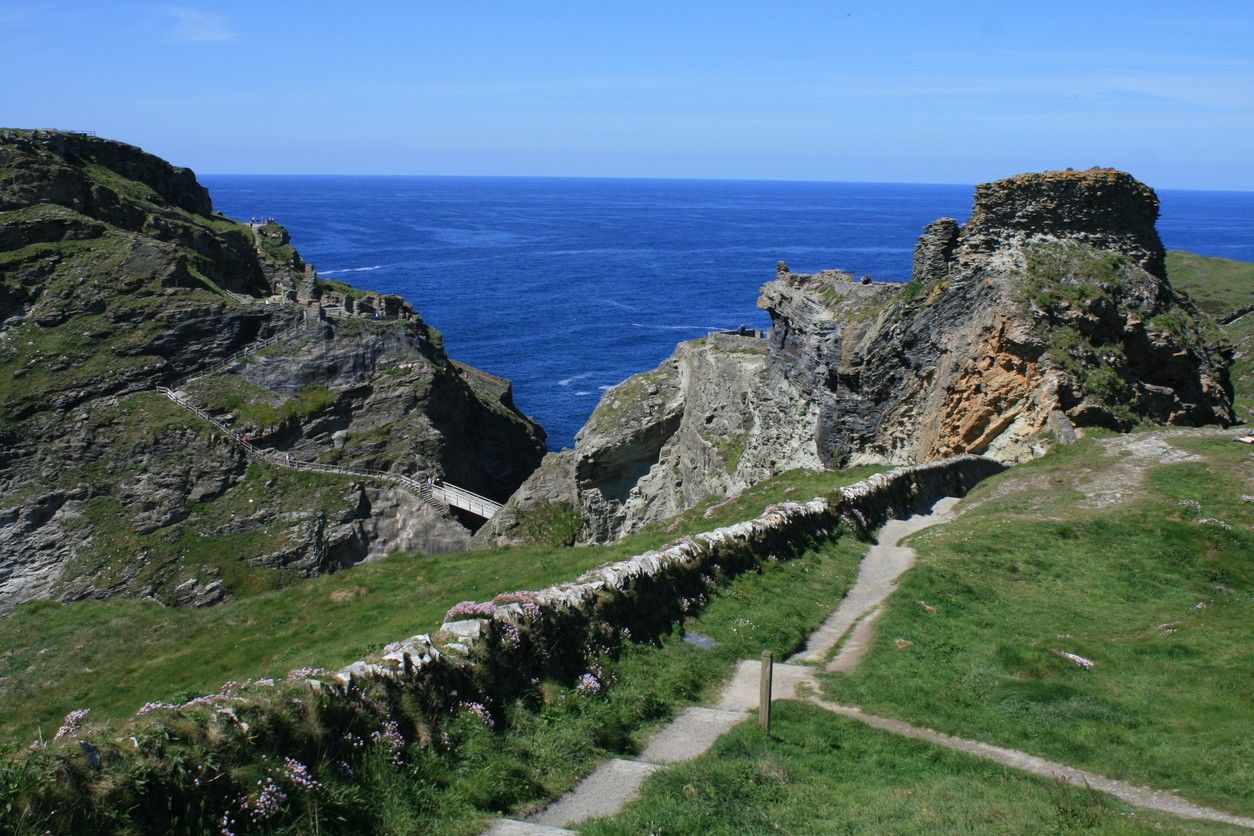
[922,322,1046,459]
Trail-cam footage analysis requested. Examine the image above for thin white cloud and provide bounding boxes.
[156,6,235,43]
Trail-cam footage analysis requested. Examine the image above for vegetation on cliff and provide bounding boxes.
[564,430,1251,832]
[2,143,1248,833]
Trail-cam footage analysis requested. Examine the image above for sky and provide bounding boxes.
[3,1,1253,189]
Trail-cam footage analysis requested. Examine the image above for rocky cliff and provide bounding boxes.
[768,167,1232,467]
[479,167,1234,546]
[0,130,545,613]
[476,331,821,544]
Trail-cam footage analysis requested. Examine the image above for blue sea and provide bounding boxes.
[201,176,1254,449]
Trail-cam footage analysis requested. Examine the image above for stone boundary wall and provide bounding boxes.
[327,454,1006,717]
[5,455,1005,830]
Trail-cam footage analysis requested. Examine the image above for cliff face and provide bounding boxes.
[481,167,1234,546]
[0,130,544,613]
[474,332,820,545]
[766,167,1233,467]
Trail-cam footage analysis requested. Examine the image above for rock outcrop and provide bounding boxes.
[481,167,1233,546]
[0,130,544,613]
[765,167,1233,467]
[474,331,821,545]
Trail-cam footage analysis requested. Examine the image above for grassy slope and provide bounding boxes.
[820,434,1251,814]
[0,516,870,834]
[1166,250,1254,319]
[0,466,884,744]
[1166,249,1254,417]
[584,702,1236,835]
[360,532,870,834]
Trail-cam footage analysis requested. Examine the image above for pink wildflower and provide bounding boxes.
[498,622,522,649]
[283,757,321,791]
[444,600,495,621]
[54,708,89,741]
[248,777,287,823]
[135,701,177,717]
[370,719,405,765]
[576,673,601,695]
[461,701,495,729]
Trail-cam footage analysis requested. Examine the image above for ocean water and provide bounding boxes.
[202,176,1254,449]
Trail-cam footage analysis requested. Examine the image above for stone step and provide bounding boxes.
[528,759,660,828]
[639,706,747,764]
[482,819,574,835]
[713,660,815,712]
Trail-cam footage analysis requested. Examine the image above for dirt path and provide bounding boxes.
[792,496,960,669]
[963,427,1236,516]
[810,698,1254,829]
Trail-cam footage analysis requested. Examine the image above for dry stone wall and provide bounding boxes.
[326,454,1005,718]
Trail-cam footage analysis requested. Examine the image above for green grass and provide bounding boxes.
[416,533,869,834]
[317,277,358,296]
[0,465,883,745]
[821,434,1253,815]
[583,701,1235,835]
[186,373,285,428]
[514,500,584,547]
[186,376,340,430]
[1166,250,1254,319]
[1224,313,1254,418]
[1165,249,1254,417]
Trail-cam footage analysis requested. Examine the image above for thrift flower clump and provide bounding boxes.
[498,622,522,649]
[461,701,495,729]
[283,757,321,791]
[444,600,495,620]
[247,777,287,823]
[135,701,177,717]
[54,708,89,741]
[494,591,542,621]
[371,719,405,765]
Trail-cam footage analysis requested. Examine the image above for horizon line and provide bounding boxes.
[195,171,1254,195]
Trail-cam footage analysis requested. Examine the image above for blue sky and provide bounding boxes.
[3,1,1252,189]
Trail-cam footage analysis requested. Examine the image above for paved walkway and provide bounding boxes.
[792,496,960,668]
[484,496,1254,832]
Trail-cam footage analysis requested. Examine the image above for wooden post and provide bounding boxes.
[759,650,773,733]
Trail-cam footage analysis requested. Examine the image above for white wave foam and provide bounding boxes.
[630,322,722,332]
[321,265,384,275]
[558,372,593,386]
